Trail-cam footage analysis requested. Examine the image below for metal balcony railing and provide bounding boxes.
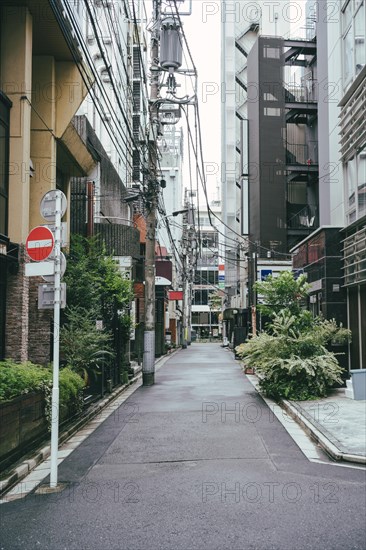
[284,81,318,103]
[287,204,318,230]
[286,142,318,165]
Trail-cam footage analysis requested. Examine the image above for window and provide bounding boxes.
[355,1,365,74]
[264,46,280,59]
[263,92,277,102]
[357,152,366,215]
[0,124,7,235]
[194,289,208,305]
[264,107,281,116]
[342,0,366,88]
[0,95,10,237]
[201,230,218,248]
[348,210,357,224]
[342,0,353,32]
[347,156,357,206]
[343,28,354,86]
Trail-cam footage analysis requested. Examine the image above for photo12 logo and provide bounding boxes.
[202,481,339,504]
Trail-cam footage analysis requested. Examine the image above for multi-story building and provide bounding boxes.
[221,0,291,327]
[247,34,318,254]
[155,125,185,347]
[290,0,365,371]
[0,1,148,364]
[0,1,94,363]
[190,199,224,340]
[339,0,366,370]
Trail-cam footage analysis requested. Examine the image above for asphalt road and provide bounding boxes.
[1,344,365,550]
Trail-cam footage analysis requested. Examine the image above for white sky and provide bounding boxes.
[182,1,222,203]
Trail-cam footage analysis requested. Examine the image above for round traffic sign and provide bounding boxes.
[40,190,67,222]
[26,226,55,262]
[42,251,67,282]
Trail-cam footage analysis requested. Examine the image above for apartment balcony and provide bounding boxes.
[285,84,318,124]
[286,142,319,181]
[287,203,318,230]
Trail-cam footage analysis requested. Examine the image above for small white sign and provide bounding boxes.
[42,252,67,282]
[114,256,133,269]
[96,320,103,330]
[38,283,66,309]
[309,279,322,292]
[25,262,55,277]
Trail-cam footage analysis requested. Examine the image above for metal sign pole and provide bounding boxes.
[50,190,62,487]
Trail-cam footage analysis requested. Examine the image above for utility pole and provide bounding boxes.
[181,201,189,349]
[181,192,196,348]
[143,0,161,386]
[186,204,196,346]
[251,248,258,336]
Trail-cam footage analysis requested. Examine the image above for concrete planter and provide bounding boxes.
[350,369,366,400]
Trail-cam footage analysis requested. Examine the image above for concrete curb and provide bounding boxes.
[280,399,366,465]
[245,373,366,465]
[0,350,178,497]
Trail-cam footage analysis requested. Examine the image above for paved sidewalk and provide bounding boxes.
[284,389,366,463]
[0,344,365,550]
[0,353,172,499]
[246,373,366,464]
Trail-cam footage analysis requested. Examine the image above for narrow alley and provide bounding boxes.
[1,344,365,550]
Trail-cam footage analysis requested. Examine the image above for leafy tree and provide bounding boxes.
[64,235,133,325]
[60,307,114,383]
[236,310,349,400]
[255,271,309,318]
[61,235,133,381]
[208,291,223,311]
[236,272,351,400]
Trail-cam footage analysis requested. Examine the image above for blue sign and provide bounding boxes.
[261,269,272,281]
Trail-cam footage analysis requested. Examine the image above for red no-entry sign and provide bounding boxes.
[26,226,54,261]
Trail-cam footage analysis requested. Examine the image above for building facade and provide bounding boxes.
[0,1,149,364]
[191,199,224,341]
[291,0,366,370]
[221,0,291,322]
[338,0,365,370]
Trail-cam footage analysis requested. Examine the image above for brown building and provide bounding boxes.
[0,2,93,363]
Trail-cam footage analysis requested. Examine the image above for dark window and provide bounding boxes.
[0,93,11,360]
[194,289,208,305]
[0,100,10,237]
[201,230,218,249]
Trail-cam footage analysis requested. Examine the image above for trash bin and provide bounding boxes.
[350,369,366,400]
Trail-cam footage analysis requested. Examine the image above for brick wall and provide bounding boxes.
[5,246,29,362]
[28,277,52,365]
[5,246,52,365]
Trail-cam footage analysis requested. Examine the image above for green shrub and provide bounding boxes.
[60,307,114,384]
[236,311,346,401]
[59,368,85,417]
[0,360,50,401]
[0,360,84,425]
